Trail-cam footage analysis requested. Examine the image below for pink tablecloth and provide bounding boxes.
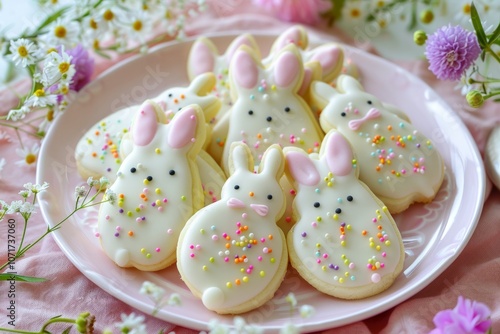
[1,2,499,333]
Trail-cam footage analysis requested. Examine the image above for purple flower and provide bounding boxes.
[429,296,492,334]
[65,44,95,91]
[425,25,481,81]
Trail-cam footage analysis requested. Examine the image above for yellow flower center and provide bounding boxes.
[350,8,361,18]
[89,18,98,30]
[59,62,70,74]
[60,85,69,95]
[133,20,143,31]
[378,19,387,28]
[103,9,114,21]
[54,25,67,38]
[51,0,58,4]
[34,89,46,97]
[46,110,54,121]
[165,9,172,19]
[376,1,385,7]
[47,47,57,54]
[25,153,37,165]
[18,46,28,57]
[462,4,471,14]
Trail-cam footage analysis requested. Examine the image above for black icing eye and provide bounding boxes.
[168,93,173,98]
[335,208,342,214]
[284,107,290,112]
[147,176,153,181]
[248,110,254,115]
[267,194,273,200]
[313,202,320,208]
[178,107,182,111]
[266,116,272,122]
[367,100,372,105]
[169,170,175,175]
[341,112,346,117]
[130,167,137,173]
[234,185,240,190]
[347,195,353,202]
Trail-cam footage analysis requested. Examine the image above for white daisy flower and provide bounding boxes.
[285,292,297,308]
[42,17,81,48]
[15,143,40,167]
[24,88,58,108]
[41,49,75,86]
[342,0,365,21]
[121,11,153,44]
[9,38,38,67]
[94,2,126,32]
[7,105,31,121]
[115,313,147,334]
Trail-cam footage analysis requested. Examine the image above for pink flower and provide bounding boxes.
[253,0,330,25]
[66,44,95,92]
[425,25,481,81]
[429,296,492,334]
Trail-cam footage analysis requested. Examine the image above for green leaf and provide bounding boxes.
[487,21,500,45]
[470,2,488,48]
[0,273,48,282]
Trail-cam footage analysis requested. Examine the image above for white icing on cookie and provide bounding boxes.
[177,143,287,314]
[75,74,225,205]
[221,43,324,174]
[190,34,262,164]
[97,101,206,271]
[311,75,445,213]
[284,130,404,299]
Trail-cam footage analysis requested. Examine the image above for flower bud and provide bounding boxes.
[466,90,484,108]
[420,9,434,24]
[414,30,428,46]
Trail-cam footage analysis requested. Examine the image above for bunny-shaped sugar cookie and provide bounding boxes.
[177,143,288,314]
[284,130,405,299]
[311,75,445,213]
[97,101,206,271]
[221,43,324,174]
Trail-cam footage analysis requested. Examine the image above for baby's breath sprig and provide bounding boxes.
[0,177,116,282]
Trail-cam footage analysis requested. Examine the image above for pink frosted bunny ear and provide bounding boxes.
[324,131,354,177]
[188,37,217,78]
[271,25,308,52]
[285,149,320,186]
[308,44,344,82]
[225,34,260,63]
[132,100,160,146]
[232,47,259,89]
[167,105,200,149]
[273,46,303,89]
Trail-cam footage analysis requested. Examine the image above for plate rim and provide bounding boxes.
[36,31,486,332]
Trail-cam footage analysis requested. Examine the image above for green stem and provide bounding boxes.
[0,121,44,139]
[0,317,75,333]
[484,90,500,100]
[484,45,500,63]
[16,195,37,257]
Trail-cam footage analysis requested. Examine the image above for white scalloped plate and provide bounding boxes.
[37,33,485,332]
